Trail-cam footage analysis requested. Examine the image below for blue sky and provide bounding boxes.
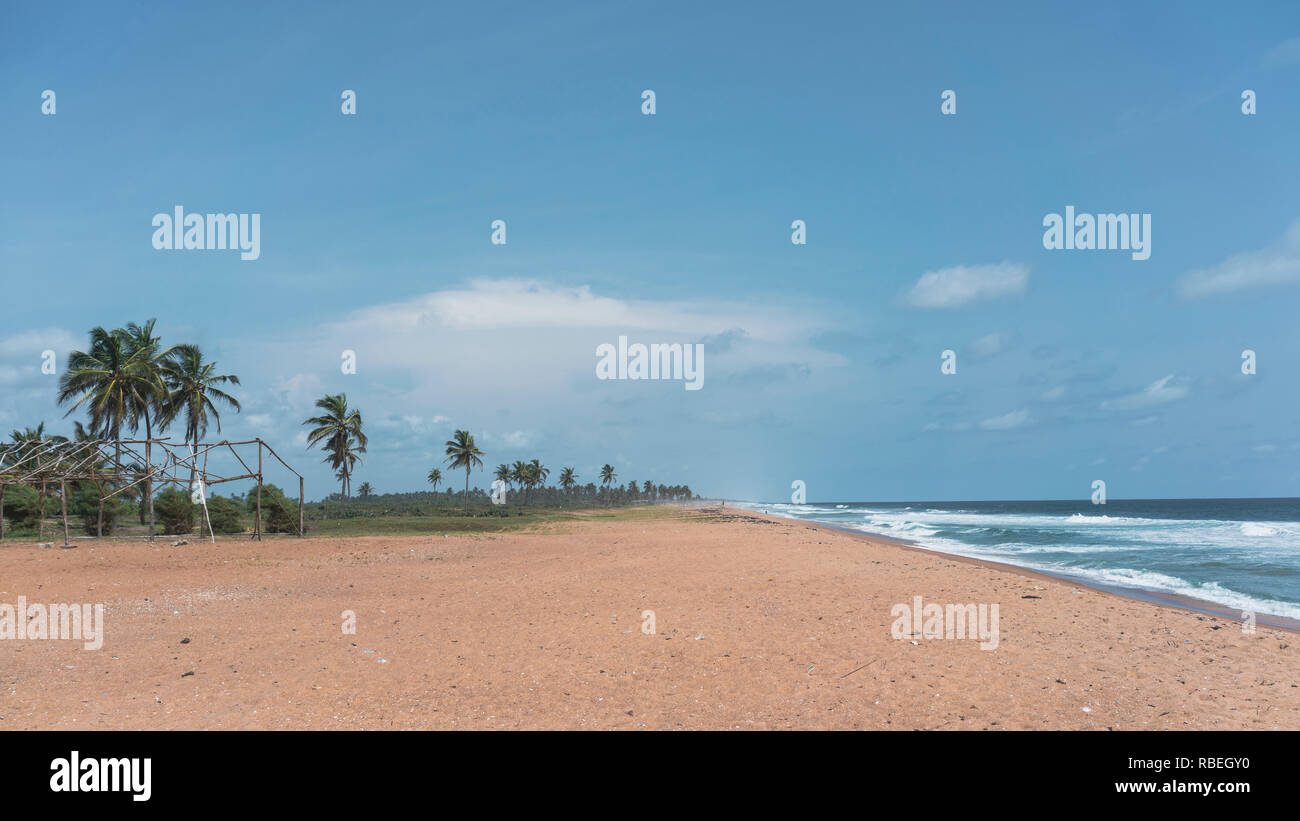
[2,1,1299,502]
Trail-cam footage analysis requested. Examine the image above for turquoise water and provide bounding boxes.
[736,498,1300,621]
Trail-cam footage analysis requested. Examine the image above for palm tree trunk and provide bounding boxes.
[464,467,470,510]
[95,480,103,539]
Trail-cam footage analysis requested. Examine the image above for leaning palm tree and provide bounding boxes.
[122,319,175,537]
[159,344,242,490]
[559,467,577,499]
[302,394,366,514]
[600,464,616,506]
[444,430,484,510]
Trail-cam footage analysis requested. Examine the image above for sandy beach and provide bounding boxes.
[1,506,1295,730]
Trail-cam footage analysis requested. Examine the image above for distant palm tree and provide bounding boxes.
[303,394,366,514]
[600,464,616,505]
[527,459,549,503]
[559,467,577,498]
[510,460,528,503]
[160,344,241,490]
[357,481,373,498]
[444,430,484,510]
[427,468,443,493]
[642,480,654,500]
[493,464,510,498]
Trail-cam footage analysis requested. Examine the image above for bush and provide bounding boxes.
[72,483,124,536]
[154,487,196,535]
[204,494,245,534]
[2,485,44,530]
[245,484,297,534]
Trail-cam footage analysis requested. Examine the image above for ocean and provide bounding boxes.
[735,498,1300,622]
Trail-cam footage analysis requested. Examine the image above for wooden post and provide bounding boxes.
[255,441,263,541]
[95,480,104,539]
[145,438,154,540]
[298,475,305,537]
[39,480,47,541]
[60,479,70,546]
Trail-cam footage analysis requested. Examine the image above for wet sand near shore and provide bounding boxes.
[1,507,1296,729]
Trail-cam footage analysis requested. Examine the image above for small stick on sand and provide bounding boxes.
[841,659,876,679]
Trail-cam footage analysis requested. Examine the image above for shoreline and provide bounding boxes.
[725,506,1300,633]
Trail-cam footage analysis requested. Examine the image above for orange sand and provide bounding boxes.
[0,507,1295,729]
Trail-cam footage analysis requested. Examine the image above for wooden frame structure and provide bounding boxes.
[0,437,303,545]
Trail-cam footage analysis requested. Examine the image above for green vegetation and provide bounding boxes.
[2,318,704,542]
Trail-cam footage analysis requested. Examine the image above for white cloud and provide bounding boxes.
[0,327,80,386]
[1101,375,1188,410]
[1041,386,1065,401]
[1264,37,1300,67]
[970,332,1007,358]
[979,408,1030,430]
[906,262,1028,309]
[1178,221,1300,298]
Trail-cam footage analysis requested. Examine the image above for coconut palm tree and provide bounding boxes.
[57,327,152,481]
[122,319,175,536]
[302,394,366,514]
[427,467,443,493]
[493,464,510,499]
[160,344,241,490]
[357,481,373,498]
[600,464,616,505]
[444,430,484,510]
[510,460,529,504]
[559,467,577,498]
[525,459,549,503]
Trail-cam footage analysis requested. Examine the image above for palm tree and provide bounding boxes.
[526,459,549,503]
[160,344,241,491]
[510,460,528,504]
[57,327,151,482]
[600,464,616,505]
[303,394,366,514]
[642,480,654,501]
[427,468,443,493]
[493,464,510,499]
[122,319,174,536]
[357,481,373,498]
[444,430,484,510]
[559,467,577,499]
